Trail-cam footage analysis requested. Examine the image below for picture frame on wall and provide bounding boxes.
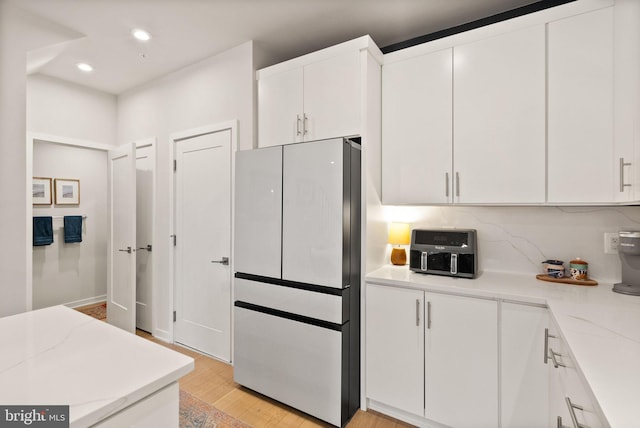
[32,177,52,205]
[54,178,80,205]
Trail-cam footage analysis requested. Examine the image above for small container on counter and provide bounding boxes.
[570,258,588,280]
[542,259,565,278]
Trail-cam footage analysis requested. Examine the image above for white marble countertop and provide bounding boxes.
[0,306,194,427]
[366,265,640,428]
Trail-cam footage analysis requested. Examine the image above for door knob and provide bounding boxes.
[211,257,229,265]
[137,244,152,252]
[118,246,133,253]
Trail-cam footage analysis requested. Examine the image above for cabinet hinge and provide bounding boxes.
[173,311,177,322]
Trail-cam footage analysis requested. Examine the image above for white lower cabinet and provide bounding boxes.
[547,319,605,428]
[425,293,498,428]
[501,302,549,428]
[366,283,498,427]
[365,284,424,416]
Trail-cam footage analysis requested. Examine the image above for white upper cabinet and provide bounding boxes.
[258,68,304,147]
[382,49,453,205]
[303,51,361,142]
[548,8,614,203]
[453,25,546,204]
[257,37,380,148]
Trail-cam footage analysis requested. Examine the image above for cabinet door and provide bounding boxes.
[382,49,453,204]
[303,50,360,142]
[234,147,283,278]
[453,25,545,204]
[548,8,614,203]
[365,284,424,417]
[501,303,548,428]
[258,67,304,147]
[425,293,498,428]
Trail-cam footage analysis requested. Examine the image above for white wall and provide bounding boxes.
[382,205,640,284]
[0,1,85,317]
[32,141,108,309]
[28,74,117,146]
[117,41,256,340]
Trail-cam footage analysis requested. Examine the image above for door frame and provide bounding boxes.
[169,120,238,350]
[26,132,112,311]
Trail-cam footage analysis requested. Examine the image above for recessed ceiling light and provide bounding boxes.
[76,63,93,72]
[132,29,151,42]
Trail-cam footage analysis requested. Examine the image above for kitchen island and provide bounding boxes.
[0,305,194,427]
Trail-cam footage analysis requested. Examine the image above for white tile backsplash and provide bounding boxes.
[384,205,640,283]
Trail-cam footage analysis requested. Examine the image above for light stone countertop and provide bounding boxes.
[366,265,640,428]
[0,305,194,427]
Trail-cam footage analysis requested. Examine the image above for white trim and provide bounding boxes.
[29,132,113,151]
[169,120,238,349]
[64,295,107,309]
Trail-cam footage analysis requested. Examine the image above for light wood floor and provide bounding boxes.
[136,330,413,428]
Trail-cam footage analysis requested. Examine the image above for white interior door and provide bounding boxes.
[107,143,137,333]
[174,129,231,361]
[136,143,155,333]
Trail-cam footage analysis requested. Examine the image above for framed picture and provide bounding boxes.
[32,177,52,205]
[54,178,80,205]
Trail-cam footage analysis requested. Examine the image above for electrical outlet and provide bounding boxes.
[604,232,619,254]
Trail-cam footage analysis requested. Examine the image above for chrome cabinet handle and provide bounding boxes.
[565,397,590,428]
[211,257,229,265]
[118,246,133,253]
[450,253,458,275]
[620,157,631,192]
[296,115,302,136]
[544,328,556,364]
[415,299,420,326]
[303,114,308,135]
[137,244,152,252]
[557,416,570,428]
[427,301,432,329]
[455,172,460,197]
[445,172,450,197]
[548,347,566,368]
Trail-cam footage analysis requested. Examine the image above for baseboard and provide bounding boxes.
[366,399,449,428]
[64,295,107,309]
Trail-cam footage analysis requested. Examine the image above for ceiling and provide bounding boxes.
[12,0,538,95]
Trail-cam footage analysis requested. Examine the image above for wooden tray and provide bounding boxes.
[536,274,598,286]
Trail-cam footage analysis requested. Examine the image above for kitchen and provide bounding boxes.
[1,0,640,427]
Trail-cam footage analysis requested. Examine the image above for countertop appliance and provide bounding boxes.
[613,231,640,296]
[233,137,360,427]
[409,229,477,278]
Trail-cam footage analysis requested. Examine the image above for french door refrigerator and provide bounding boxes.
[233,137,361,427]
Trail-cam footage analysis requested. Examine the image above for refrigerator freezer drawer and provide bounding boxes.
[234,305,347,427]
[234,277,347,324]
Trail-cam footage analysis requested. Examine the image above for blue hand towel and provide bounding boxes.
[64,215,83,243]
[33,216,53,246]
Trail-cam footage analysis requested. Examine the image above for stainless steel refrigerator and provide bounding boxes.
[233,137,361,427]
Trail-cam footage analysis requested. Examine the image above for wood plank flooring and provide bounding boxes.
[136,330,413,428]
